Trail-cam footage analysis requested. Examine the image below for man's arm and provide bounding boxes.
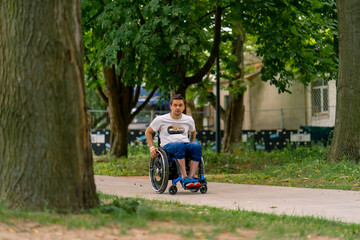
[145,126,158,158]
[190,129,196,142]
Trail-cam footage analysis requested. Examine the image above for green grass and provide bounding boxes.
[94,144,360,191]
[94,154,149,176]
[1,193,360,239]
[204,145,360,190]
[93,143,149,176]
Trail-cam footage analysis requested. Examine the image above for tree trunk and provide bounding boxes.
[110,123,129,158]
[101,63,158,158]
[223,94,245,152]
[0,1,98,210]
[327,0,360,161]
[222,25,246,153]
[104,67,132,158]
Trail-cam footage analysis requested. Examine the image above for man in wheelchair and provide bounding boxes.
[145,94,202,189]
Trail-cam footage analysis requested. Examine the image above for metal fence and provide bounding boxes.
[88,105,336,131]
[90,127,334,155]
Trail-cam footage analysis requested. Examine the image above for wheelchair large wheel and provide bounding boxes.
[149,148,169,194]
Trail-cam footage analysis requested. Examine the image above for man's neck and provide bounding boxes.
[170,112,182,119]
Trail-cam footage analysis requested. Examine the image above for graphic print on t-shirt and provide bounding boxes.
[167,124,185,134]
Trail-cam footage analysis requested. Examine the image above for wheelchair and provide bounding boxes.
[149,146,208,195]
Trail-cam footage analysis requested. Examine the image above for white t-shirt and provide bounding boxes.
[150,113,195,147]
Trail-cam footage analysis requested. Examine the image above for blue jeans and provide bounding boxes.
[163,142,202,162]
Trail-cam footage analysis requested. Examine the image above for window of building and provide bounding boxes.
[204,105,210,117]
[224,95,230,108]
[312,78,329,115]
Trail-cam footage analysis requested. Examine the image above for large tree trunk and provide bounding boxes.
[223,25,246,153]
[327,1,360,161]
[0,1,98,210]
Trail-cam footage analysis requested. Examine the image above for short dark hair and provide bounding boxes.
[170,94,185,105]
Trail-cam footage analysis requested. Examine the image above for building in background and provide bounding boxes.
[209,54,336,131]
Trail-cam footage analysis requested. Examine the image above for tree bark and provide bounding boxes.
[0,1,98,210]
[223,94,245,152]
[223,25,246,153]
[327,0,360,161]
[104,67,131,158]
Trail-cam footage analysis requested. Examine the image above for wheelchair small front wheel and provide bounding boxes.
[200,184,207,194]
[169,185,177,195]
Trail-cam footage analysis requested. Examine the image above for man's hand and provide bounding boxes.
[150,147,159,158]
[146,126,158,158]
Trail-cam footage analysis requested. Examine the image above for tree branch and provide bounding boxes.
[136,4,145,25]
[197,4,230,22]
[185,6,223,86]
[131,85,141,109]
[98,118,110,129]
[130,86,159,122]
[91,112,108,129]
[95,86,108,106]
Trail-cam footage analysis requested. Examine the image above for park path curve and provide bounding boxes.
[95,175,360,224]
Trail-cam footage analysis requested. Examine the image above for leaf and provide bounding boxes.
[149,0,160,12]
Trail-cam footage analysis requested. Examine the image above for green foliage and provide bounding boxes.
[82,0,338,96]
[86,88,106,110]
[186,76,215,107]
[81,0,223,94]
[237,0,338,92]
[187,0,338,108]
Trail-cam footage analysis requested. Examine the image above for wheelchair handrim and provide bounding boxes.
[149,149,169,192]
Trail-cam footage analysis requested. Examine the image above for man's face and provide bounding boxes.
[170,99,185,117]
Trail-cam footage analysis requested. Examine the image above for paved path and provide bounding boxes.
[95,175,360,224]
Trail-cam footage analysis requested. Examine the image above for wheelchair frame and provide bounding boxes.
[149,147,208,195]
